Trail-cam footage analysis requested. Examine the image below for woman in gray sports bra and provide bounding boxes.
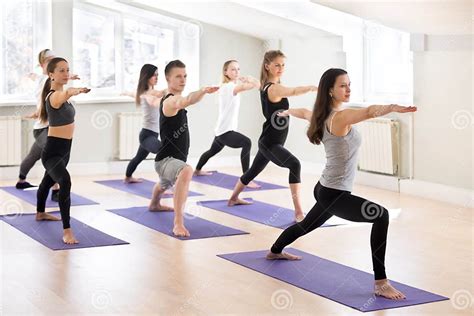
[35,57,90,245]
[124,64,164,183]
[266,68,417,300]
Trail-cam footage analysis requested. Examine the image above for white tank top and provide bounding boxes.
[214,82,240,136]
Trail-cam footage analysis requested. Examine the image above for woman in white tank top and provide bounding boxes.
[194,60,261,188]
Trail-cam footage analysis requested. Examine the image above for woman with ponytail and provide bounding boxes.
[266,68,416,300]
[36,57,90,244]
[16,49,78,203]
[228,50,317,223]
[123,64,165,183]
[194,59,260,188]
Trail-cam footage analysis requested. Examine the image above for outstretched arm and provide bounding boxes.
[49,88,91,109]
[336,104,417,126]
[268,83,318,99]
[277,108,313,122]
[233,76,260,95]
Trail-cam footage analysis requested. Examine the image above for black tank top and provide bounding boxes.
[259,82,290,145]
[45,90,75,127]
[155,93,190,162]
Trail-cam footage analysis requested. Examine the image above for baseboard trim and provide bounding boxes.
[1,156,471,207]
[399,179,473,208]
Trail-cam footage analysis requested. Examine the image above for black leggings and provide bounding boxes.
[125,129,161,177]
[196,131,251,173]
[240,140,301,185]
[37,136,72,229]
[271,181,389,280]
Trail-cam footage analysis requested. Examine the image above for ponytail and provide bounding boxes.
[39,78,51,123]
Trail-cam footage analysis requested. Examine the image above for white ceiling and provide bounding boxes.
[134,1,334,40]
[312,0,473,35]
[129,0,472,39]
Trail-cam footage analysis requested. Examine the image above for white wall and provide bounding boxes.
[280,36,346,164]
[413,48,473,190]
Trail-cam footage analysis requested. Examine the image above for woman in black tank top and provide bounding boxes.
[228,50,317,223]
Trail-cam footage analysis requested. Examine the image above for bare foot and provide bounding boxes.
[295,212,305,223]
[163,189,174,195]
[63,228,79,244]
[247,181,261,189]
[228,198,252,206]
[266,251,302,260]
[374,280,406,300]
[149,204,174,212]
[36,212,61,221]
[193,170,213,176]
[173,224,190,237]
[124,176,143,183]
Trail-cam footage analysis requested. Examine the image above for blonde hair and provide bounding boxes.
[259,50,285,89]
[222,60,238,83]
[38,49,54,65]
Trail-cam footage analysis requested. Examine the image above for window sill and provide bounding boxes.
[0,96,135,107]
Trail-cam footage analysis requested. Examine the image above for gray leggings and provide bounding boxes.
[19,127,48,180]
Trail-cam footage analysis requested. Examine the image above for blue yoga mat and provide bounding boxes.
[107,206,249,240]
[94,179,203,199]
[218,248,449,312]
[192,171,286,191]
[0,212,128,250]
[1,186,98,208]
[197,198,340,229]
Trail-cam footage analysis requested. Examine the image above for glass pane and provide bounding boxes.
[366,22,411,96]
[73,8,115,89]
[123,18,175,91]
[0,1,35,96]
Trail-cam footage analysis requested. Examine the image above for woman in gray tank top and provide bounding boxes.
[124,64,165,183]
[266,68,417,300]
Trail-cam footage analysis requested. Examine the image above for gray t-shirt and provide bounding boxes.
[320,111,362,192]
[141,96,160,133]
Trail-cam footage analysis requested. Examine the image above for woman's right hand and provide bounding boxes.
[68,87,91,96]
[277,110,290,117]
[391,104,417,113]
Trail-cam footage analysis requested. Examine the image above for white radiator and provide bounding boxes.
[118,112,143,160]
[358,118,399,176]
[0,116,22,166]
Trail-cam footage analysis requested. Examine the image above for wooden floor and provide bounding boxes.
[1,165,472,315]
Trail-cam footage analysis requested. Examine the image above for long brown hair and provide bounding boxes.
[259,50,285,89]
[39,57,67,123]
[307,68,348,145]
[136,64,158,105]
[222,60,238,83]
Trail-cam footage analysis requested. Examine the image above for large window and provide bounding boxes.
[73,2,183,97]
[73,6,117,91]
[0,1,51,100]
[122,19,175,91]
[363,21,412,103]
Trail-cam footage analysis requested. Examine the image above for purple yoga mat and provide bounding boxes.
[218,248,448,312]
[94,179,203,199]
[192,171,287,191]
[107,206,249,240]
[0,212,128,250]
[1,186,98,208]
[197,198,339,229]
